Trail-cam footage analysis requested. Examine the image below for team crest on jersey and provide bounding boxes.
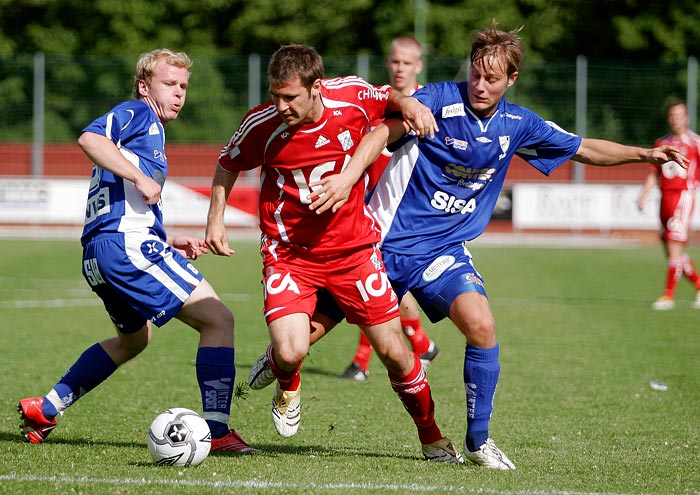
[498,135,510,159]
[337,130,354,151]
[441,103,465,118]
[315,135,331,148]
[445,136,468,150]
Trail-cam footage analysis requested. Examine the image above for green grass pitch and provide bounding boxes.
[1,237,698,494]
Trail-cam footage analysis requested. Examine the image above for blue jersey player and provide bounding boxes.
[258,24,685,470]
[17,49,255,454]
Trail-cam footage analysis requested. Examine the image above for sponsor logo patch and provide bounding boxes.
[442,103,465,118]
[445,136,468,150]
[422,255,456,282]
[315,135,331,148]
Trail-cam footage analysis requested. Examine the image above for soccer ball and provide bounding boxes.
[147,408,211,467]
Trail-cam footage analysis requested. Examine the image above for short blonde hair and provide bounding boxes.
[132,49,192,99]
[388,35,423,60]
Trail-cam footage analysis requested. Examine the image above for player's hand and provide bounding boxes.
[170,235,210,260]
[134,174,162,205]
[308,173,355,214]
[636,196,646,212]
[647,145,688,168]
[400,97,438,138]
[205,221,235,256]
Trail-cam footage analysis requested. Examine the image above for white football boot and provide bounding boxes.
[272,384,301,438]
[464,438,516,470]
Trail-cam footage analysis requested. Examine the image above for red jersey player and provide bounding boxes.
[638,101,700,310]
[205,44,462,463]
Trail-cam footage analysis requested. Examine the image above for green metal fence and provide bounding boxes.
[0,53,695,169]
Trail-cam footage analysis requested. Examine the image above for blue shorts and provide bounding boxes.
[382,242,487,323]
[316,242,486,324]
[82,233,203,333]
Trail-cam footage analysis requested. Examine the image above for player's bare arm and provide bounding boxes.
[387,91,438,138]
[205,165,239,256]
[309,118,410,214]
[574,138,687,167]
[637,172,659,211]
[78,131,162,204]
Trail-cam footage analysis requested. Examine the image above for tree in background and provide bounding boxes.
[1,0,699,61]
[0,0,697,144]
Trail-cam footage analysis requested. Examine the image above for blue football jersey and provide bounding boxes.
[80,100,167,245]
[368,81,582,255]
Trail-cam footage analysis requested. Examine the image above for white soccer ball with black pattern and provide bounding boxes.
[147,408,211,467]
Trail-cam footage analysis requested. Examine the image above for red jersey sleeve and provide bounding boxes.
[218,103,280,172]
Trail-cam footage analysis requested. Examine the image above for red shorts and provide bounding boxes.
[260,240,399,326]
[659,189,695,243]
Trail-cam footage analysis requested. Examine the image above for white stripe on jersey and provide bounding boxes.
[368,140,420,244]
[124,234,192,303]
[274,200,290,243]
[322,96,368,120]
[106,112,114,138]
[117,146,157,233]
[162,249,201,287]
[323,76,380,90]
[226,105,279,150]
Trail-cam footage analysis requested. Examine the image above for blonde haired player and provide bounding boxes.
[18,49,255,454]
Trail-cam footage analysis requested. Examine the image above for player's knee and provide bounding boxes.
[457,314,495,345]
[119,328,150,357]
[373,341,413,375]
[274,345,306,369]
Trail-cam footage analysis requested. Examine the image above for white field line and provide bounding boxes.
[0,473,669,495]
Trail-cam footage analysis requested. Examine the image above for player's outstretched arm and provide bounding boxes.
[205,165,239,256]
[309,119,409,214]
[574,138,687,167]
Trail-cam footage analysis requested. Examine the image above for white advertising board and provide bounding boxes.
[512,183,700,231]
[0,178,257,228]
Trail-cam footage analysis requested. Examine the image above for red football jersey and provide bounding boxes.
[653,131,700,192]
[219,77,393,255]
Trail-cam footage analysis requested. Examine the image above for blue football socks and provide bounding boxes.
[43,343,118,419]
[196,346,235,438]
[464,343,500,452]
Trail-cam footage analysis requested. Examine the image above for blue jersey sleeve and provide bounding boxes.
[514,112,582,176]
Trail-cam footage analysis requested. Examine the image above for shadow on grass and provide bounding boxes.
[207,442,421,462]
[3,431,420,462]
[1,429,143,448]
